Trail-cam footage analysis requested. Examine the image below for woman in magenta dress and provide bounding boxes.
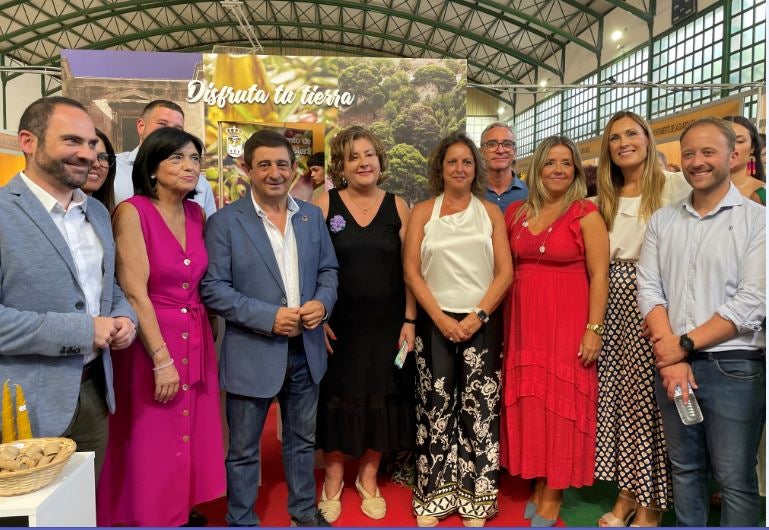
[97,128,225,526]
[500,135,609,527]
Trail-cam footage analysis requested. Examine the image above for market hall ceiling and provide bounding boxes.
[0,0,652,93]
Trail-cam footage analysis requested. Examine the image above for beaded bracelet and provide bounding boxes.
[152,358,175,371]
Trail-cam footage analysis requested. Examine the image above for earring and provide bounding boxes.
[341,177,348,187]
[748,155,756,177]
[150,175,157,182]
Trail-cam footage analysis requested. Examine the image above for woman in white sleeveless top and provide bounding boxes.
[404,131,512,527]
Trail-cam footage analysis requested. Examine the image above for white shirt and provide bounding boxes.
[637,183,766,352]
[608,171,691,262]
[250,191,301,334]
[114,146,217,217]
[421,194,494,312]
[21,172,104,363]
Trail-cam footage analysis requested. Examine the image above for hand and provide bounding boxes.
[299,300,326,330]
[153,361,180,403]
[660,362,697,402]
[272,307,301,336]
[435,313,469,343]
[578,329,602,366]
[323,323,337,354]
[457,313,482,339]
[93,316,118,350]
[109,317,136,350]
[651,334,687,368]
[398,322,416,352]
[640,322,651,339]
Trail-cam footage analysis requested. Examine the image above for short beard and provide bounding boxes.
[35,152,89,189]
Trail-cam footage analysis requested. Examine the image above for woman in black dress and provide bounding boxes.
[313,126,416,522]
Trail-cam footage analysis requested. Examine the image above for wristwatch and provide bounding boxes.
[473,308,490,324]
[679,334,695,356]
[586,323,605,336]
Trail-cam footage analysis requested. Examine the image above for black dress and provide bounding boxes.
[316,189,415,457]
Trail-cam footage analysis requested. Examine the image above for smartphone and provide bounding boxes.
[394,339,409,369]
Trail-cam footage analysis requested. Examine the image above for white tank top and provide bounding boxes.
[420,194,494,312]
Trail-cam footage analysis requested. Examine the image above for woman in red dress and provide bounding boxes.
[501,135,609,527]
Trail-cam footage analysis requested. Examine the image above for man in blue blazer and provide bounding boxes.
[0,97,137,478]
[201,129,338,527]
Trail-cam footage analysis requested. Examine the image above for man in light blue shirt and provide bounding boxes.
[480,122,528,213]
[638,117,765,527]
[114,100,217,216]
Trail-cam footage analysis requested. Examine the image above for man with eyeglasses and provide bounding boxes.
[481,122,528,213]
[113,99,217,217]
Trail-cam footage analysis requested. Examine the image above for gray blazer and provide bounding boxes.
[201,195,338,398]
[0,174,136,438]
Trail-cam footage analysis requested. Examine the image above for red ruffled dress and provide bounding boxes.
[500,200,598,489]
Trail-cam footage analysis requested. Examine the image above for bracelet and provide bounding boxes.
[404,318,417,325]
[152,358,175,371]
[151,342,167,355]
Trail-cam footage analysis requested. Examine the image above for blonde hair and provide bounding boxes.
[597,111,666,231]
[515,135,587,223]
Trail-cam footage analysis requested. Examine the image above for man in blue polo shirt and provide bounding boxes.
[481,122,528,213]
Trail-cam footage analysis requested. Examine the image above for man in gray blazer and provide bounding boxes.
[201,129,338,527]
[0,97,137,479]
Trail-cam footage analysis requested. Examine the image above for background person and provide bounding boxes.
[501,135,609,528]
[481,122,528,212]
[114,99,217,216]
[404,131,512,527]
[81,128,117,212]
[593,110,690,527]
[97,127,225,526]
[723,115,766,204]
[313,126,416,522]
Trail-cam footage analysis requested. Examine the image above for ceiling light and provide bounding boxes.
[610,30,623,42]
[539,79,548,88]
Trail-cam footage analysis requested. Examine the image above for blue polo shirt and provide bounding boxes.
[485,174,529,213]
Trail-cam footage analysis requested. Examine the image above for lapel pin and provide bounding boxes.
[301,215,309,222]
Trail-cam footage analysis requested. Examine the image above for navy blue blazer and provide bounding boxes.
[200,195,338,398]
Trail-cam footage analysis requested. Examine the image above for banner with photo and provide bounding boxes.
[61,50,467,208]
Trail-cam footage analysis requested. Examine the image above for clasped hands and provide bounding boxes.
[646,329,698,401]
[436,313,481,343]
[272,300,325,335]
[93,316,136,350]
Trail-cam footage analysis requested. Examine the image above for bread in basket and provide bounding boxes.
[0,437,76,496]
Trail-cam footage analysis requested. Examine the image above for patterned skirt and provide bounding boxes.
[594,261,672,509]
[412,311,503,519]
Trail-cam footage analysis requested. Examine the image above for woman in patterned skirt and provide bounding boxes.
[404,131,512,527]
[594,111,690,526]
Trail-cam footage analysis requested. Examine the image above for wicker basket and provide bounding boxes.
[0,437,77,496]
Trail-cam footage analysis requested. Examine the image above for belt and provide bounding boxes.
[81,358,103,382]
[689,350,765,361]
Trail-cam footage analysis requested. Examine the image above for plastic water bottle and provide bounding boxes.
[674,383,703,425]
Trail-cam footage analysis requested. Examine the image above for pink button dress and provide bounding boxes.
[97,196,225,526]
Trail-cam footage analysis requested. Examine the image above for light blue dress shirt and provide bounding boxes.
[637,183,765,352]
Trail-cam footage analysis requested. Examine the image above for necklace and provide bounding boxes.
[517,220,554,255]
[345,189,381,213]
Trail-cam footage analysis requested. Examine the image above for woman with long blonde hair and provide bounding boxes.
[501,135,609,527]
[593,111,690,527]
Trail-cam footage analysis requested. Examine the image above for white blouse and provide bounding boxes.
[609,171,691,262]
[420,194,494,312]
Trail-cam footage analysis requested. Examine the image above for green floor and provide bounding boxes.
[560,480,765,527]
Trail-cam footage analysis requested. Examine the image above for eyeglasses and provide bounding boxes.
[96,153,116,169]
[482,140,516,152]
